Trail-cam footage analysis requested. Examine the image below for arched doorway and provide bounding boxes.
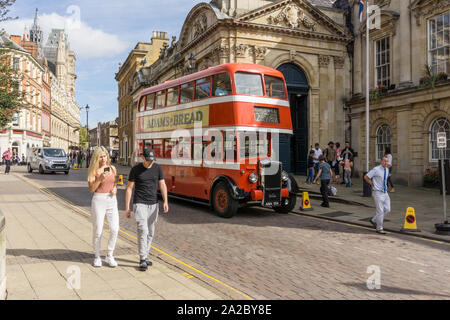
[277,63,310,175]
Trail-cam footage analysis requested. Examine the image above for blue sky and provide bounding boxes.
[3,0,205,127]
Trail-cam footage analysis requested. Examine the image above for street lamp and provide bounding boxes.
[188,53,196,74]
[85,104,90,167]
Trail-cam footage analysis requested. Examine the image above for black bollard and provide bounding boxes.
[363,171,372,197]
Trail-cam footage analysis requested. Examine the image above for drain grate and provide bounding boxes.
[320,211,353,218]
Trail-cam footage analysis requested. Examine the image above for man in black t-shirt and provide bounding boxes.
[125,148,169,271]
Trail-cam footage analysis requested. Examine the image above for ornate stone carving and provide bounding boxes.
[333,56,345,69]
[234,44,249,58]
[192,14,208,39]
[251,46,267,60]
[318,55,330,68]
[267,4,316,31]
[213,41,230,58]
[290,50,296,62]
[412,0,450,26]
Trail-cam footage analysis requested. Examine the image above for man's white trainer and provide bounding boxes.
[93,257,102,267]
[105,255,118,267]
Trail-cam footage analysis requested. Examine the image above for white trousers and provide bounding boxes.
[371,191,391,231]
[91,193,119,258]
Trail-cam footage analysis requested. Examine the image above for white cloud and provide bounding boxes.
[1,10,129,59]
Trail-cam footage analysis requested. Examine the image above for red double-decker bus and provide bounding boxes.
[134,63,298,218]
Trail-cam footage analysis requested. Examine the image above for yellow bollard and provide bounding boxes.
[400,207,421,232]
[300,192,313,211]
[118,175,123,186]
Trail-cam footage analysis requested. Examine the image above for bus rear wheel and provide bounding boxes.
[212,182,238,218]
[274,194,297,214]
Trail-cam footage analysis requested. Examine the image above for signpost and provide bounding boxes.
[435,132,450,235]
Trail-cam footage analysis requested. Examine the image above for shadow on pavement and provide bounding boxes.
[7,248,93,263]
[343,282,450,298]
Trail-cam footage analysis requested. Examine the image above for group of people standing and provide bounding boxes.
[69,150,88,168]
[306,141,356,208]
[307,140,395,234]
[87,146,169,271]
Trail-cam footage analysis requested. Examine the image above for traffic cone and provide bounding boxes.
[300,192,313,211]
[400,207,421,232]
[118,175,123,186]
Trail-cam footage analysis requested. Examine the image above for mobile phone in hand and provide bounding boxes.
[104,167,110,173]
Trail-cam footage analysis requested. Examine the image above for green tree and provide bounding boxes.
[79,126,89,149]
[0,0,25,128]
[0,45,25,128]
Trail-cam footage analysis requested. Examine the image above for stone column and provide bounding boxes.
[334,56,346,144]
[398,2,413,88]
[395,104,412,185]
[353,3,363,94]
[0,210,6,300]
[310,88,321,147]
[319,55,330,146]
[351,111,362,177]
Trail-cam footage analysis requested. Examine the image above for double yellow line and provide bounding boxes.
[14,173,253,300]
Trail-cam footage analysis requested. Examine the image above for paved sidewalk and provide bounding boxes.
[1,172,223,300]
[294,175,450,242]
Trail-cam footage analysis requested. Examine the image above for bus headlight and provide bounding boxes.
[281,171,289,182]
[248,172,258,184]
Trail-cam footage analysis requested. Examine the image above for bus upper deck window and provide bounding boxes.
[155,90,166,108]
[235,72,263,96]
[139,96,146,112]
[167,87,179,107]
[264,76,286,99]
[180,82,194,104]
[212,73,231,96]
[146,93,155,110]
[195,77,211,100]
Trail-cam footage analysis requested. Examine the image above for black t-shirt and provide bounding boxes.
[128,163,165,205]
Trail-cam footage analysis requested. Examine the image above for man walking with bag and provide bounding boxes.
[364,156,390,234]
[125,148,169,271]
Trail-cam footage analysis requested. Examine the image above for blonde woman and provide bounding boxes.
[87,146,119,267]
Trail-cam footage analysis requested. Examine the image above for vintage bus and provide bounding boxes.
[134,63,298,218]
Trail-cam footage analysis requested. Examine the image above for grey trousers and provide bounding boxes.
[134,203,159,260]
[371,191,391,231]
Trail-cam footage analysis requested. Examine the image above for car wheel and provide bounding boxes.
[27,164,33,173]
[212,181,238,218]
[64,171,69,175]
[39,165,44,174]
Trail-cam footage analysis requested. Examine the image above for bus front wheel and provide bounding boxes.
[274,194,297,214]
[212,182,238,218]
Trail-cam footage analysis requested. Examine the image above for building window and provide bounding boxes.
[376,124,391,160]
[375,37,390,87]
[430,117,450,160]
[428,12,450,75]
[13,57,20,70]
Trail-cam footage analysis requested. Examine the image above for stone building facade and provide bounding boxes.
[0,34,46,160]
[44,29,80,151]
[124,0,352,174]
[347,0,450,186]
[115,31,170,165]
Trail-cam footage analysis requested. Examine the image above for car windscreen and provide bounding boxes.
[43,149,67,157]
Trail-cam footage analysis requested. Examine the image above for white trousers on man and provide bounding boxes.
[134,203,159,260]
[371,191,391,231]
[91,193,119,258]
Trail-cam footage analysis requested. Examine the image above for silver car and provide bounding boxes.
[28,147,70,174]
